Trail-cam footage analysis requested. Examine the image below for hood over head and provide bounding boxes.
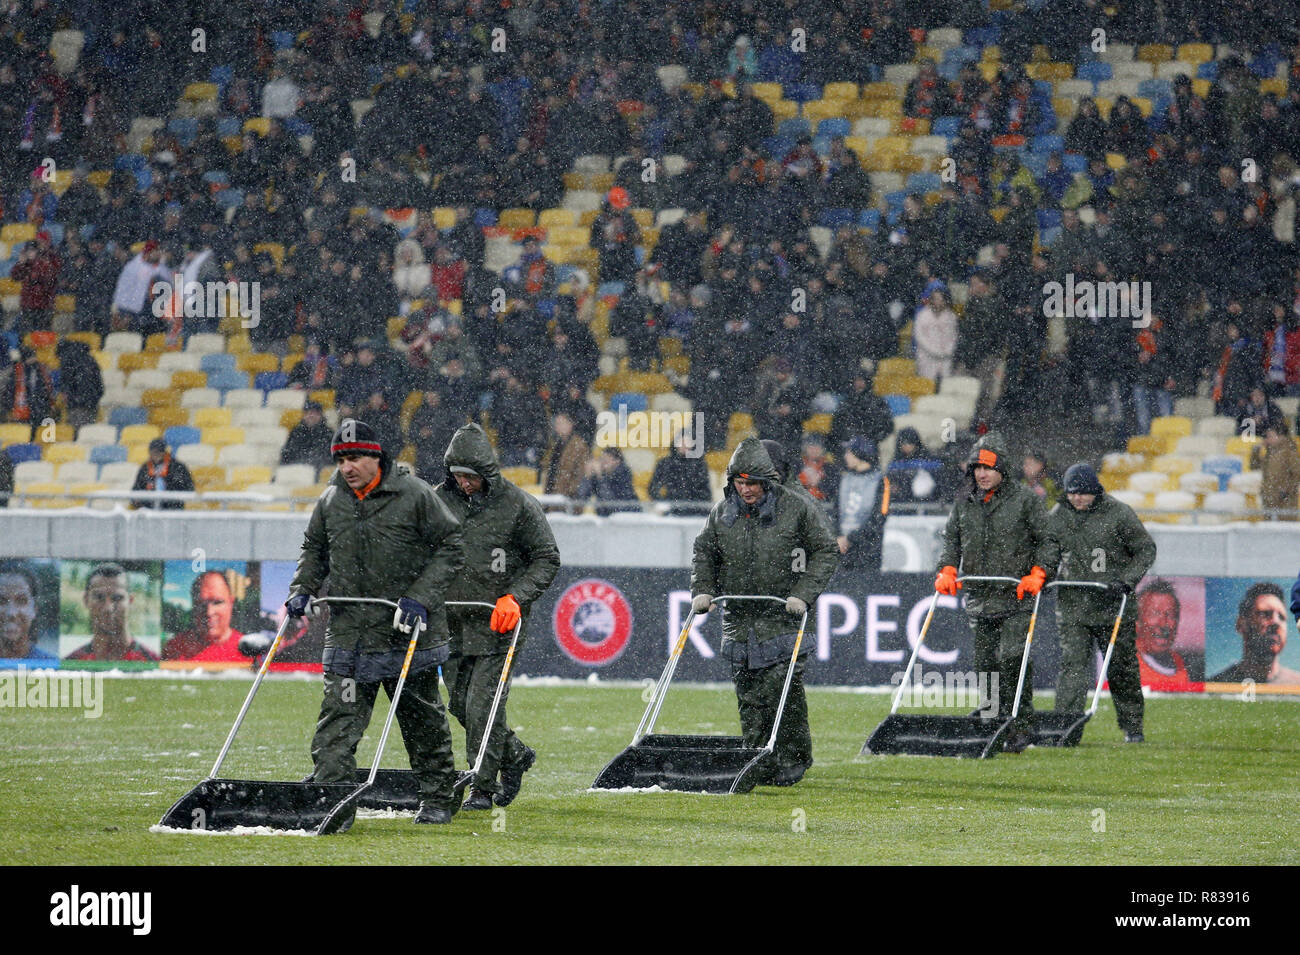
[442,422,502,495]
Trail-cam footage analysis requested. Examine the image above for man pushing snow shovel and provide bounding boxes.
[690,437,839,786]
[288,419,466,828]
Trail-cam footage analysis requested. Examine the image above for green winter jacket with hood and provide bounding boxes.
[435,423,562,655]
[291,457,465,659]
[691,437,840,645]
[937,433,1057,618]
[1048,491,1155,627]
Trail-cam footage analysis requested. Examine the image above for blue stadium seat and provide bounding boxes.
[811,135,833,156]
[1076,61,1112,84]
[761,135,794,159]
[109,406,148,428]
[883,190,908,209]
[1197,61,1218,80]
[1202,455,1243,491]
[1036,209,1064,231]
[89,445,128,465]
[165,426,201,449]
[782,83,822,104]
[884,394,911,416]
[777,118,811,140]
[553,265,578,285]
[1031,133,1064,154]
[858,208,882,231]
[596,281,626,298]
[932,116,964,138]
[282,118,313,137]
[1249,56,1280,78]
[168,117,198,146]
[608,392,648,415]
[938,60,963,82]
[906,172,944,195]
[473,208,497,228]
[202,170,229,186]
[207,370,248,391]
[1062,152,1089,174]
[214,188,244,210]
[818,208,856,227]
[1137,79,1173,101]
[6,443,41,464]
[209,64,234,93]
[1022,152,1049,178]
[817,118,851,138]
[964,27,1000,47]
[1039,225,1062,247]
[255,371,288,392]
[200,353,237,375]
[216,116,241,137]
[271,30,296,50]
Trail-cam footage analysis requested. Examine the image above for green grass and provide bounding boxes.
[2,675,1297,864]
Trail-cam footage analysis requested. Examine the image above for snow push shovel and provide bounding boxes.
[1031,583,1128,747]
[334,600,523,811]
[862,576,1041,758]
[591,595,809,794]
[157,597,426,835]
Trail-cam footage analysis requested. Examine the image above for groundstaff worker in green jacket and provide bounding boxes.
[691,437,840,785]
[436,423,561,810]
[1049,462,1156,742]
[289,419,466,827]
[935,433,1056,753]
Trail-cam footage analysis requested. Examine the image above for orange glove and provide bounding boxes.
[490,594,522,633]
[1017,566,1046,600]
[935,566,961,596]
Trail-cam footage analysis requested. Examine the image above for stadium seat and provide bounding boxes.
[1179,472,1218,495]
[204,426,245,448]
[186,333,226,354]
[218,444,262,468]
[1128,471,1170,494]
[103,332,143,353]
[79,423,122,445]
[181,388,222,411]
[88,445,128,466]
[1149,416,1193,441]
[98,461,139,486]
[208,370,250,391]
[233,407,281,430]
[165,426,202,449]
[192,409,233,432]
[176,443,216,467]
[156,352,203,372]
[44,444,87,465]
[57,461,99,485]
[150,407,191,429]
[222,388,264,409]
[120,424,160,445]
[266,389,306,412]
[14,461,56,486]
[274,464,316,486]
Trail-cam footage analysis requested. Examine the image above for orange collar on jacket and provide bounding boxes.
[352,469,382,500]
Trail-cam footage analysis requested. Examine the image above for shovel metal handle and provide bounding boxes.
[1009,587,1045,719]
[208,612,294,779]
[891,590,940,714]
[638,594,801,742]
[467,614,524,784]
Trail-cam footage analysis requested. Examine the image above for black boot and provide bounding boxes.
[462,789,494,811]
[414,804,453,824]
[496,746,536,806]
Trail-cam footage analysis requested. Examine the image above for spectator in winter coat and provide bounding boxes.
[279,401,335,474]
[110,240,169,332]
[888,427,945,504]
[589,190,642,285]
[797,433,840,508]
[1021,450,1061,510]
[392,238,430,300]
[410,390,466,487]
[131,439,195,509]
[754,357,814,451]
[577,447,639,516]
[493,374,547,467]
[543,411,590,501]
[648,432,713,516]
[913,284,958,383]
[835,437,891,572]
[1237,385,1282,441]
[54,339,104,429]
[1262,303,1300,396]
[0,346,52,436]
[10,232,60,333]
[829,371,895,454]
[1250,419,1300,517]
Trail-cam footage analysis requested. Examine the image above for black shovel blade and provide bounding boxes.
[157,779,360,834]
[862,714,1010,758]
[592,734,770,794]
[353,768,420,811]
[1032,711,1090,747]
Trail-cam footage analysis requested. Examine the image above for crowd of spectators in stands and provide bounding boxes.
[2,0,1300,515]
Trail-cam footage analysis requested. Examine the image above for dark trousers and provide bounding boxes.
[1055,619,1145,734]
[731,656,811,771]
[443,652,531,794]
[970,613,1034,730]
[311,667,456,809]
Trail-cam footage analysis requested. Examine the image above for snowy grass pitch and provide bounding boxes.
[3,676,1297,864]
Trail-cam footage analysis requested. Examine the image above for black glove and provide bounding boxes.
[1106,580,1132,598]
[285,594,314,618]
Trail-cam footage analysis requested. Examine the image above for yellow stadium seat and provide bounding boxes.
[193,407,232,429]
[66,332,101,350]
[54,294,76,312]
[878,357,916,378]
[118,353,159,372]
[1127,434,1168,456]
[913,45,940,63]
[1150,416,1193,440]
[1192,78,1210,98]
[237,353,279,374]
[1224,437,1254,460]
[44,443,87,464]
[1136,43,1173,62]
[309,389,335,409]
[1261,78,1287,96]
[538,209,577,228]
[203,426,245,448]
[1176,43,1212,63]
[228,465,272,488]
[253,242,285,268]
[125,443,151,464]
[243,117,271,137]
[862,100,902,119]
[171,370,207,390]
[0,423,31,445]
[280,409,303,431]
[498,208,536,230]
[226,335,253,354]
[120,424,161,445]
[150,407,191,428]
[433,207,457,229]
[548,225,589,246]
[0,224,37,244]
[824,82,859,100]
[183,82,219,102]
[141,388,179,409]
[387,316,406,340]
[979,62,1000,81]
[803,413,832,434]
[190,466,226,490]
[144,333,168,352]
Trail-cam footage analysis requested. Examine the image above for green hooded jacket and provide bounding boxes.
[1047,491,1156,626]
[435,423,562,655]
[291,461,464,654]
[691,438,840,643]
[936,433,1057,617]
